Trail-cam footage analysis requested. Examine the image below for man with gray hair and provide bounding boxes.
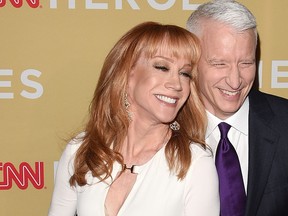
[187,0,288,216]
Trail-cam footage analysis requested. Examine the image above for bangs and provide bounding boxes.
[137,28,200,64]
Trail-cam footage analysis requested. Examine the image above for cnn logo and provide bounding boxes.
[0,162,44,190]
[0,0,40,8]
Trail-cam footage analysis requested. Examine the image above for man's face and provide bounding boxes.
[197,20,257,119]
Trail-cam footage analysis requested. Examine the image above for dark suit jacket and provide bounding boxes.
[245,89,288,216]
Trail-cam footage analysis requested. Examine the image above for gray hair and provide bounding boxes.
[186,0,257,37]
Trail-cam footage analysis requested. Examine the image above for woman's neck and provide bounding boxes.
[121,122,171,166]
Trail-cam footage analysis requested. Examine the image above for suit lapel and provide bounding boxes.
[245,90,280,216]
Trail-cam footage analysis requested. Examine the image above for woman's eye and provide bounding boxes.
[179,72,192,79]
[154,65,169,71]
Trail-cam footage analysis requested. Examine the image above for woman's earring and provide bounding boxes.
[124,93,132,121]
[170,121,180,131]
[124,93,130,110]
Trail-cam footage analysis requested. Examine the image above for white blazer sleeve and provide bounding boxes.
[184,146,220,216]
[48,142,79,216]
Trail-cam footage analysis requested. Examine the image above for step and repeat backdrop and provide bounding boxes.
[1,0,288,215]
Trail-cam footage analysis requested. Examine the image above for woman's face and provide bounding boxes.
[127,51,192,125]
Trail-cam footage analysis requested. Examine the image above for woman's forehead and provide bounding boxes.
[142,47,192,61]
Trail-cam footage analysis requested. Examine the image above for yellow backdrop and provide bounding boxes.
[1,1,287,215]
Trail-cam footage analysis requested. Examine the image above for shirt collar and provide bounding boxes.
[206,97,249,138]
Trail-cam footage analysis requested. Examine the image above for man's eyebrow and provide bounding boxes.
[207,58,225,63]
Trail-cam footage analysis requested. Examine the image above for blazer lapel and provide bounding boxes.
[245,90,280,216]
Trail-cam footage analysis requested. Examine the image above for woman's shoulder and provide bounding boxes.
[185,142,218,185]
[64,132,85,155]
[184,143,216,180]
[189,142,213,161]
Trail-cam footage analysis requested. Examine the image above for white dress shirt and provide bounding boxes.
[205,98,249,193]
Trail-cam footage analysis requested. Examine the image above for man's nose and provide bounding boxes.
[226,65,242,89]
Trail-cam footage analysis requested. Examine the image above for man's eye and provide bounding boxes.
[213,63,226,66]
[154,65,169,71]
[241,62,254,66]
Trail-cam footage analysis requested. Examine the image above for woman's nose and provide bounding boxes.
[164,73,183,91]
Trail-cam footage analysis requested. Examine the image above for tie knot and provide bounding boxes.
[218,122,231,138]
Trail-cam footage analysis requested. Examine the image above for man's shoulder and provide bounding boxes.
[249,89,288,124]
[249,89,288,107]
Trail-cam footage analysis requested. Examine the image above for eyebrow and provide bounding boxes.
[207,58,256,64]
[152,55,192,67]
[152,55,174,63]
[207,58,225,63]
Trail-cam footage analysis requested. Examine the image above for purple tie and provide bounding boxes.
[215,122,246,216]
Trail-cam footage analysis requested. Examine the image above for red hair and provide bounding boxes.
[70,22,206,186]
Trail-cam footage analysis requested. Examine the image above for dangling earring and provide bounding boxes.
[124,93,132,121]
[170,121,180,131]
[124,93,130,109]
